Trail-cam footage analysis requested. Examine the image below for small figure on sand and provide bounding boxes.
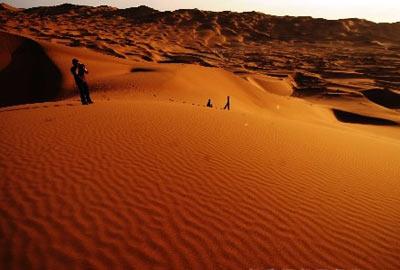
[223,96,230,110]
[206,99,213,108]
[71,58,93,105]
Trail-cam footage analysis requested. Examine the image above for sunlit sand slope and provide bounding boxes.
[1,100,400,269]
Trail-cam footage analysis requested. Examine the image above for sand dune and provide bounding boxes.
[246,75,294,96]
[1,5,400,270]
[1,3,400,95]
[1,99,400,269]
[0,31,62,107]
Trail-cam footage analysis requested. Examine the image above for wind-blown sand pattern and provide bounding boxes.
[2,100,400,269]
[1,3,400,270]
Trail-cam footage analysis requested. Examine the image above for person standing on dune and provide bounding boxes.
[207,99,213,108]
[71,58,93,105]
[223,96,230,110]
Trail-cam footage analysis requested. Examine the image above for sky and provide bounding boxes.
[6,0,400,23]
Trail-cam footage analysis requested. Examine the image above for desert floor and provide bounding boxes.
[1,13,400,269]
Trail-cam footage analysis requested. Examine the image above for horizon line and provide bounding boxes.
[2,1,399,24]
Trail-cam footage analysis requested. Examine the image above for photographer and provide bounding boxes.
[71,58,93,105]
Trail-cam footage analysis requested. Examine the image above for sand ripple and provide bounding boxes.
[1,101,400,269]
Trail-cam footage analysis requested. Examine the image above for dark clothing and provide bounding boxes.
[77,80,91,105]
[71,63,92,104]
[71,63,87,83]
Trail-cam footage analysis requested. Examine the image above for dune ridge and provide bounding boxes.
[1,2,399,120]
[1,3,400,92]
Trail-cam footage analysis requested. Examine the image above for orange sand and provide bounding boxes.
[1,10,400,270]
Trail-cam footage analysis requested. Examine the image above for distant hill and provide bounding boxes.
[1,3,400,93]
[1,3,399,42]
[0,2,21,12]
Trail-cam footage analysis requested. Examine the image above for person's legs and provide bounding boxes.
[77,82,88,105]
[83,82,93,104]
[224,97,230,110]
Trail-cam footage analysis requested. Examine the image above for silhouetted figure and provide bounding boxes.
[206,99,213,108]
[223,96,230,110]
[71,58,93,105]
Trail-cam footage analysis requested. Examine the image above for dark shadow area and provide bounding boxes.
[158,54,215,67]
[362,88,400,109]
[131,67,157,73]
[332,109,398,126]
[291,72,327,97]
[292,87,327,97]
[321,70,364,79]
[0,31,62,107]
[233,71,250,75]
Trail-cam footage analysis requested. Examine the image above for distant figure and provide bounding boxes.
[71,58,93,105]
[223,96,230,110]
[206,99,213,108]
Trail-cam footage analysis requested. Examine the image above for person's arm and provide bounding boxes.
[84,65,89,74]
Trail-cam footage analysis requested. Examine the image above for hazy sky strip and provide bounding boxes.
[6,0,400,23]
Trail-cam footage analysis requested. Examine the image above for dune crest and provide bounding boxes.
[1,3,399,106]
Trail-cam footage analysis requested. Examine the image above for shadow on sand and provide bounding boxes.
[0,31,62,108]
[131,67,157,73]
[333,109,398,126]
[362,88,400,109]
